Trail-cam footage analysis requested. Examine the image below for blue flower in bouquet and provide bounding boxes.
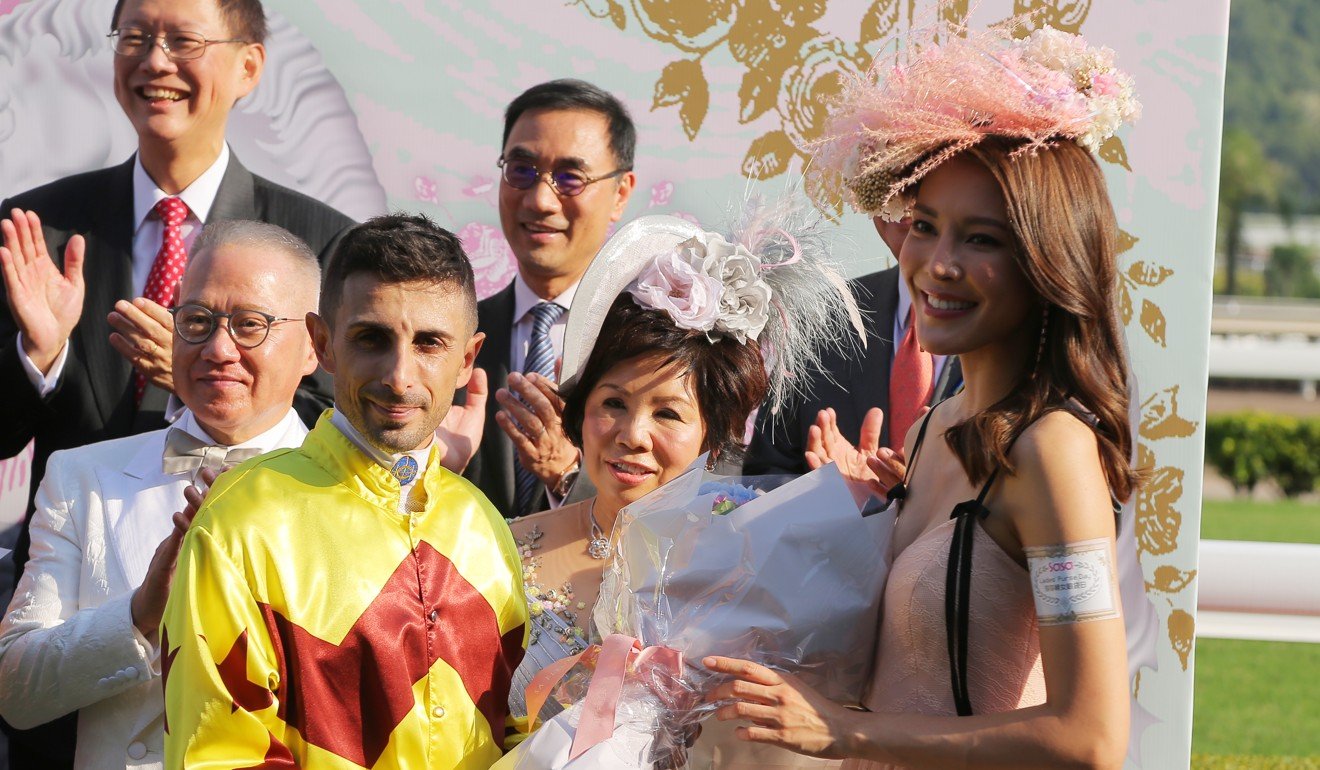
[699,481,759,515]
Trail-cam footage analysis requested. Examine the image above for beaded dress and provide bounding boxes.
[506,499,603,721]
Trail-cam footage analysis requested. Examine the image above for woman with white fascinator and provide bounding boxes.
[502,206,863,768]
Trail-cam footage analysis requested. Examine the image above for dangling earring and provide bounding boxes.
[1033,307,1050,374]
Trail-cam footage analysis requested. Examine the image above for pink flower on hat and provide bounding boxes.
[628,248,724,333]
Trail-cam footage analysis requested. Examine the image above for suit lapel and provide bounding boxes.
[78,158,137,425]
[853,266,901,448]
[472,282,517,512]
[100,429,178,590]
[208,153,259,221]
[478,284,517,511]
[932,356,962,404]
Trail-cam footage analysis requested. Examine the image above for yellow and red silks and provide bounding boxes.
[162,416,529,769]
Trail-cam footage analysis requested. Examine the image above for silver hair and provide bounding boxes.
[189,219,321,303]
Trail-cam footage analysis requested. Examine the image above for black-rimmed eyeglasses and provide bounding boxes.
[171,304,299,349]
[497,158,630,198]
[108,29,249,61]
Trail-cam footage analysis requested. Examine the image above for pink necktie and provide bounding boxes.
[136,197,190,405]
[888,308,933,451]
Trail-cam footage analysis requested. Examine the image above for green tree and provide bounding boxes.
[1224,0,1320,211]
[1217,129,1277,296]
[1264,243,1320,298]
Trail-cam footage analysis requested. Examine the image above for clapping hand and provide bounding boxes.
[805,407,906,507]
[434,367,488,474]
[109,296,175,392]
[130,467,221,638]
[0,209,85,375]
[496,372,578,489]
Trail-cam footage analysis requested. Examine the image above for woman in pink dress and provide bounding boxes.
[706,24,1143,770]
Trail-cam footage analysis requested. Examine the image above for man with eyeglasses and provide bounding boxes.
[0,0,351,670]
[0,220,321,770]
[462,79,637,518]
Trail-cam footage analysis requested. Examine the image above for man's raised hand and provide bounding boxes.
[129,467,220,639]
[435,366,488,474]
[109,296,175,392]
[496,372,578,489]
[0,209,85,375]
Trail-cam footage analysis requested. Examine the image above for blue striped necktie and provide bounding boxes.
[515,301,566,516]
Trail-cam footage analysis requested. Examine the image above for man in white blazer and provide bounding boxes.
[0,219,322,770]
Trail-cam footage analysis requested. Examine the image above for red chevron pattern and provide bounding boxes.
[236,733,297,769]
[207,541,525,767]
[160,625,181,735]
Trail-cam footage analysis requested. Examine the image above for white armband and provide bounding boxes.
[1025,537,1120,626]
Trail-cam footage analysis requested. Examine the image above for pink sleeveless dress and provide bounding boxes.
[841,517,1046,770]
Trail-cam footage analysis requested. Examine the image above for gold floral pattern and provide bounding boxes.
[1010,0,1091,33]
[1099,135,1132,171]
[1167,609,1195,671]
[630,0,738,51]
[1145,565,1197,595]
[1140,386,1199,442]
[1117,231,1175,348]
[584,0,916,181]
[1136,443,1184,558]
[575,0,1207,746]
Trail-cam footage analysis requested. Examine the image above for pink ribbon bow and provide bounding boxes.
[523,634,685,761]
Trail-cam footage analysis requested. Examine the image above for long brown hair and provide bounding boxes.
[941,137,1139,501]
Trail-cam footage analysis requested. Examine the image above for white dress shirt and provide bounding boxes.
[18,146,232,396]
[329,408,434,514]
[510,273,578,375]
[508,274,581,508]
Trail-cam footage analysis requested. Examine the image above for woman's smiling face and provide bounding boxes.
[580,352,707,517]
[900,153,1038,360]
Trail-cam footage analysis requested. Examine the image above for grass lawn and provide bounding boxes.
[1199,499,1320,544]
[1193,756,1320,768]
[1192,638,1320,760]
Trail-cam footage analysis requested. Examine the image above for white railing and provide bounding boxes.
[1196,539,1320,642]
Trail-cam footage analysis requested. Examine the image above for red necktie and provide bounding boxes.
[888,307,933,451]
[136,197,190,405]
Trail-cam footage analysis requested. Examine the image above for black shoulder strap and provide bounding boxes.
[944,419,1036,717]
[884,404,941,505]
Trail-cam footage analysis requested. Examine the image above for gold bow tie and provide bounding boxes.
[161,428,264,477]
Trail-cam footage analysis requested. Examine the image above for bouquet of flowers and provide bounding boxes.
[496,459,895,769]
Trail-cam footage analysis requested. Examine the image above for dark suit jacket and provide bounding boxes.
[462,282,594,517]
[463,283,521,516]
[0,153,351,770]
[743,265,961,476]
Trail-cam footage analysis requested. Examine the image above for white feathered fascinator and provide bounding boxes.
[560,200,866,415]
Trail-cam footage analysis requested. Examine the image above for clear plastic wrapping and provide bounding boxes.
[497,460,895,769]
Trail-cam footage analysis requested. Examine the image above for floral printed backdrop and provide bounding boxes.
[0,1,1228,767]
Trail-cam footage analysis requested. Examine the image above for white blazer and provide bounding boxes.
[0,409,307,770]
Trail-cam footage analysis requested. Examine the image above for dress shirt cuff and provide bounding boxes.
[543,454,580,509]
[16,332,68,397]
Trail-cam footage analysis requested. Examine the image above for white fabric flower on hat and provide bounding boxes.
[698,236,773,344]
